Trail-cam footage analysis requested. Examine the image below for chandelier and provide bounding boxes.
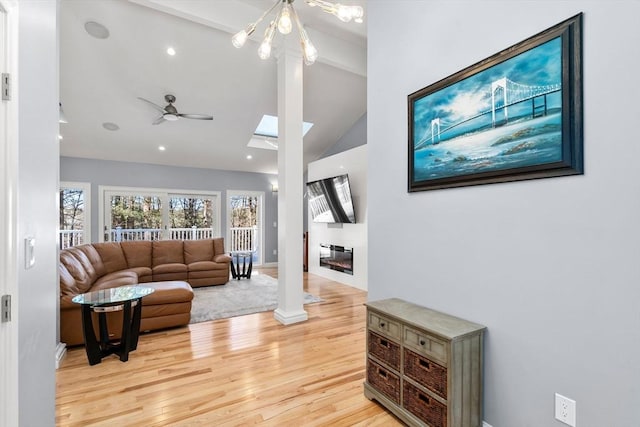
[232,0,364,65]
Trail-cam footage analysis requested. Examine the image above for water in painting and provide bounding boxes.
[412,37,563,182]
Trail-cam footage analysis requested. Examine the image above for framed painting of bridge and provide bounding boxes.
[408,13,583,192]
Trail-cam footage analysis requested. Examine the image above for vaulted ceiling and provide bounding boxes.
[59,0,367,174]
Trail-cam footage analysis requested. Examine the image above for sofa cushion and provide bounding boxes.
[74,244,106,277]
[188,260,228,272]
[214,253,232,263]
[152,263,188,282]
[125,266,153,283]
[60,251,96,294]
[152,240,184,267]
[184,239,214,264]
[213,237,225,256]
[59,263,81,297]
[92,242,128,273]
[92,271,139,290]
[141,281,194,305]
[121,241,152,268]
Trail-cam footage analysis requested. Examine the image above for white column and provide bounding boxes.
[274,35,307,325]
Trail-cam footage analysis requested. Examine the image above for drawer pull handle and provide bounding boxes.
[419,359,431,370]
[378,368,387,378]
[379,322,385,328]
[418,393,430,404]
[380,339,389,347]
[419,339,426,346]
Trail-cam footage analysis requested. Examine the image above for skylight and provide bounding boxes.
[254,114,314,138]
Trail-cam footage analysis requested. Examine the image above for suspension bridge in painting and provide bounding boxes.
[415,77,561,150]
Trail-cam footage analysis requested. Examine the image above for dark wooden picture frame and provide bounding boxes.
[408,13,583,192]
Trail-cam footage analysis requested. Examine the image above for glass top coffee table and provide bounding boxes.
[72,285,154,365]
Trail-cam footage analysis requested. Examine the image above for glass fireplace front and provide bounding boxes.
[319,244,353,275]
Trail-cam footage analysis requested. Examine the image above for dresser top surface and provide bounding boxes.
[366,298,486,340]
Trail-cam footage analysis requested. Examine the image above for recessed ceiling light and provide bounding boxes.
[158,146,166,151]
[102,122,119,131]
[167,47,176,56]
[246,155,253,160]
[84,21,110,39]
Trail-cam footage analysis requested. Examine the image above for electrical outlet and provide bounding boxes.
[273,249,277,255]
[555,393,576,426]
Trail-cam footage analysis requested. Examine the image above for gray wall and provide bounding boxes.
[320,113,367,159]
[60,157,279,263]
[368,2,640,426]
[17,1,59,424]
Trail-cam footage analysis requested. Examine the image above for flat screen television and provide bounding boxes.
[307,174,356,223]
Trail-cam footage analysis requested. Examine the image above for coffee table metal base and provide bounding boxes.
[80,298,143,365]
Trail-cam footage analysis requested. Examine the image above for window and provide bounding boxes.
[59,182,91,249]
[227,190,264,265]
[99,186,221,242]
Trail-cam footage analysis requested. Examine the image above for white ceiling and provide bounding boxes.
[59,0,367,175]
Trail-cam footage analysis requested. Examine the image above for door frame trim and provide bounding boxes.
[0,0,19,425]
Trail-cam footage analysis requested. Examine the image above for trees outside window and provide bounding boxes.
[100,187,221,242]
[59,182,91,248]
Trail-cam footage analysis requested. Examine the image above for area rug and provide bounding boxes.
[189,273,323,324]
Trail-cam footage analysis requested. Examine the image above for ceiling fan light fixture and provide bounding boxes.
[138,95,213,125]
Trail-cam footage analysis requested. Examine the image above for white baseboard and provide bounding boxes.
[55,342,67,369]
[274,308,308,325]
[260,262,278,268]
[483,422,493,427]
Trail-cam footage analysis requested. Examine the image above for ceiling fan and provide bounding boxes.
[138,94,213,125]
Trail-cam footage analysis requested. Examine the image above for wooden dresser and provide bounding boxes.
[364,298,486,427]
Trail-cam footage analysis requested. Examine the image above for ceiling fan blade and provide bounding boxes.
[152,115,166,125]
[178,113,213,120]
[138,97,166,113]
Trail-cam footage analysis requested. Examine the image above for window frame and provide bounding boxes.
[98,185,221,243]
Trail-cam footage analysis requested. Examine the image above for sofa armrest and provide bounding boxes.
[213,254,232,263]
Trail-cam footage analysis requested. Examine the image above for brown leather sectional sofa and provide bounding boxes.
[59,238,231,346]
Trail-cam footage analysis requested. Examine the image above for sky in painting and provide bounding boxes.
[413,37,562,134]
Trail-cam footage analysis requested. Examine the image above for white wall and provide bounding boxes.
[308,145,367,290]
[16,0,59,425]
[320,113,367,159]
[368,2,640,426]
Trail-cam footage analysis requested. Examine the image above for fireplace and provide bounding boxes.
[319,244,353,275]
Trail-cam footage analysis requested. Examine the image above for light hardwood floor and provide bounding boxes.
[55,269,403,426]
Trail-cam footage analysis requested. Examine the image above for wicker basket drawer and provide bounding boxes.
[369,310,401,340]
[404,326,447,365]
[403,382,447,427]
[368,331,400,370]
[404,348,447,400]
[367,358,400,404]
